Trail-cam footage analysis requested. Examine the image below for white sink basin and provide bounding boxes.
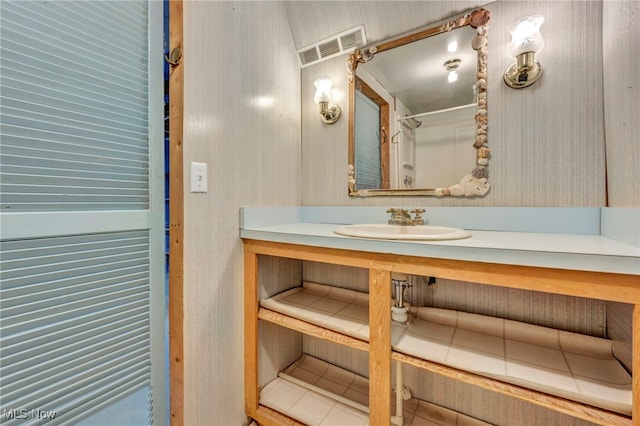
[333,224,471,241]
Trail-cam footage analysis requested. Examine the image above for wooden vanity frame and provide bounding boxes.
[243,239,639,426]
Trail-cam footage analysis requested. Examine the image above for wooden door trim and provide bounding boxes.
[168,0,184,424]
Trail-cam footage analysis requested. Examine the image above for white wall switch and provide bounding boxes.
[190,161,208,193]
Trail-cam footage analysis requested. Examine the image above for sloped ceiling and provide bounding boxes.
[283,1,486,51]
[284,1,489,114]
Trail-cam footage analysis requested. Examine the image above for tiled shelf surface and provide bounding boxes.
[260,282,632,417]
[260,354,490,426]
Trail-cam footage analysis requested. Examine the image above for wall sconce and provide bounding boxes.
[313,78,341,124]
[504,16,544,89]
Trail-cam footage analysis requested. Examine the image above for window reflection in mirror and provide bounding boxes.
[347,8,491,197]
[354,77,389,189]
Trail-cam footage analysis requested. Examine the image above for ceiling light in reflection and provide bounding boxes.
[444,58,461,84]
[447,41,457,53]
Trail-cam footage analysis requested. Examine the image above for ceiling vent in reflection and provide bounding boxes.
[297,25,366,68]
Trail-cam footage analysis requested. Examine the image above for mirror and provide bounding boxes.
[347,8,491,197]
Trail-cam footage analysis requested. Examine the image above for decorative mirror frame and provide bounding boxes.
[347,8,490,197]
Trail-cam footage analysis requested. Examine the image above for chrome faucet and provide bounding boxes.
[386,208,425,226]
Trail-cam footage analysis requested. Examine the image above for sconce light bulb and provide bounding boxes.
[314,78,334,104]
[314,77,341,124]
[448,71,458,83]
[513,20,537,40]
[447,41,457,53]
[508,15,545,57]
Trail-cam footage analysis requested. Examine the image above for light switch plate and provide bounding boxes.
[190,161,208,193]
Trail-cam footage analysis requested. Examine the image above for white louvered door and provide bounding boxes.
[0,1,166,424]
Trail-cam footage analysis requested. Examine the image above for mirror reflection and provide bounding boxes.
[347,8,491,197]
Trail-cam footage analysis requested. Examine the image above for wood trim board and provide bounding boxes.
[168,1,184,424]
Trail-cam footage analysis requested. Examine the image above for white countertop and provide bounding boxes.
[240,207,640,275]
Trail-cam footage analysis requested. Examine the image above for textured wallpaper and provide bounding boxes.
[297,1,610,207]
[182,2,302,425]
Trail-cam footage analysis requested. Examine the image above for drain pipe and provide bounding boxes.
[391,360,404,426]
[391,360,412,426]
[391,272,410,323]
[391,272,412,425]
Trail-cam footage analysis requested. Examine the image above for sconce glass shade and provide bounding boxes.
[508,16,545,57]
[313,78,334,104]
[504,16,544,89]
[313,78,341,124]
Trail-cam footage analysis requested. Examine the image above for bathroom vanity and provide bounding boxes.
[241,207,639,426]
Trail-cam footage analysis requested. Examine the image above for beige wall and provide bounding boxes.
[182,2,301,425]
[297,1,608,207]
[603,0,639,207]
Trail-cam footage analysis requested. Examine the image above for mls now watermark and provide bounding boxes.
[1,408,57,421]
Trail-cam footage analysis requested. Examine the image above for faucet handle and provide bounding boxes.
[386,208,405,224]
[410,208,425,224]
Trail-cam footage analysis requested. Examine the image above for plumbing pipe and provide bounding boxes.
[394,360,404,425]
[392,273,408,308]
[392,305,409,323]
[392,272,411,323]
